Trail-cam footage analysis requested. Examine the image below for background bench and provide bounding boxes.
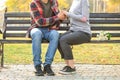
[0,12,120,67]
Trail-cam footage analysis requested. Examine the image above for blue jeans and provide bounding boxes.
[30,28,59,67]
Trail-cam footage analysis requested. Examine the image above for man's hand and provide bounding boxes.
[61,10,67,16]
[51,25,57,28]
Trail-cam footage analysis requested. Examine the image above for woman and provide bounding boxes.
[58,0,92,75]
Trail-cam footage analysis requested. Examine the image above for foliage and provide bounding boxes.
[6,0,32,12]
[96,31,112,41]
[5,0,69,12]
[5,0,120,12]
[106,0,120,12]
[109,0,120,4]
[58,0,69,10]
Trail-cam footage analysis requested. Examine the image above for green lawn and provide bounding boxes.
[4,43,120,65]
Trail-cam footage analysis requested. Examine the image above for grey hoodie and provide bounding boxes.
[66,0,92,35]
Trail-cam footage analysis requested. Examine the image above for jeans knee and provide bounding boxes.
[30,28,43,42]
[50,30,59,40]
[31,28,42,38]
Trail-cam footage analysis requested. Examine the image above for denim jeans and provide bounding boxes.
[30,28,59,67]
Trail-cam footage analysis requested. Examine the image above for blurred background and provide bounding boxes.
[0,0,120,13]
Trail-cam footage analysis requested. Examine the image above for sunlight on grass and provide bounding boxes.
[4,43,120,65]
[72,44,120,64]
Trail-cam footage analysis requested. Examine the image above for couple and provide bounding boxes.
[29,0,91,76]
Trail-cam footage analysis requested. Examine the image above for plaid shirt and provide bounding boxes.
[30,0,60,29]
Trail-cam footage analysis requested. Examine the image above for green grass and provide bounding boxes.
[3,43,120,65]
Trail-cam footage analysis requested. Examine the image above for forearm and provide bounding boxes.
[66,12,83,20]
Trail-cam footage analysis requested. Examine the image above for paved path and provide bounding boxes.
[0,63,120,80]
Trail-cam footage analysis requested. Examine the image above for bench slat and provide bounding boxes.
[6,20,69,24]
[90,13,120,18]
[6,20,31,24]
[91,26,120,30]
[6,26,70,31]
[6,20,120,24]
[6,26,120,31]
[5,33,120,37]
[90,40,120,43]
[0,39,49,43]
[0,39,120,43]
[5,12,30,17]
[5,12,120,18]
[90,20,120,24]
[6,26,29,31]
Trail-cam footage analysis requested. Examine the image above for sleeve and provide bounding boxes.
[30,2,59,27]
[66,0,89,22]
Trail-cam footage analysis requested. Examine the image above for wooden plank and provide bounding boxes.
[5,12,120,18]
[4,33,120,38]
[6,20,69,24]
[5,12,30,17]
[5,33,26,37]
[91,26,120,30]
[6,26,29,31]
[90,13,120,18]
[59,26,120,31]
[6,26,120,31]
[6,26,70,31]
[0,39,120,43]
[90,40,120,43]
[90,20,120,24]
[0,39,49,43]
[6,19,120,24]
[6,20,31,24]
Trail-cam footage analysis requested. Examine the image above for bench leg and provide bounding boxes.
[0,43,4,67]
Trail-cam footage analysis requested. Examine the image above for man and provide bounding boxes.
[29,0,65,76]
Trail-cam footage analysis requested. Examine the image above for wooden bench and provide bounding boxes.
[0,12,120,67]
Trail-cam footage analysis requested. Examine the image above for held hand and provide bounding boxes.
[51,25,56,28]
[50,25,59,30]
[61,10,67,16]
[57,12,66,20]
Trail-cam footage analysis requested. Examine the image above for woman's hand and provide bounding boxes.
[81,16,87,22]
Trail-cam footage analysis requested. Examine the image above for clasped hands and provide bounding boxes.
[52,10,87,28]
[57,10,67,20]
[50,10,67,29]
[57,10,87,22]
